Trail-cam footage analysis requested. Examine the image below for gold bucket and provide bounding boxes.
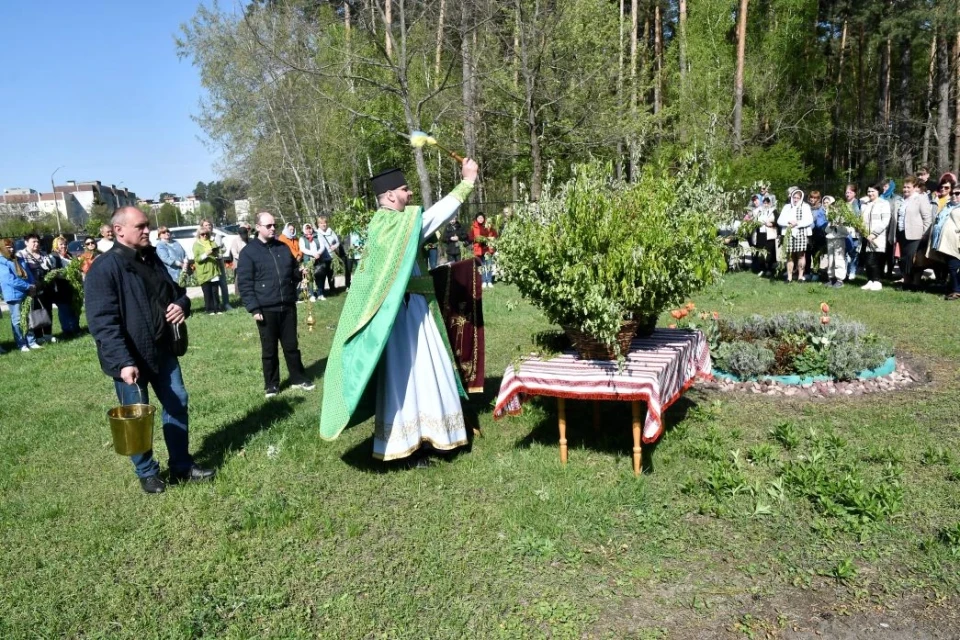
[107,403,156,456]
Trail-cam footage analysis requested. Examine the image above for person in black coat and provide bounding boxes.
[442,216,468,263]
[84,207,214,494]
[236,211,315,398]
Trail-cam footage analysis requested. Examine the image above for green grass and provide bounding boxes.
[1,273,959,637]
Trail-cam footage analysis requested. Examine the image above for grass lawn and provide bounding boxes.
[1,272,959,638]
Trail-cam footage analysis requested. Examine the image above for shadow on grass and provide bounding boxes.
[512,394,697,474]
[302,356,328,383]
[194,395,305,469]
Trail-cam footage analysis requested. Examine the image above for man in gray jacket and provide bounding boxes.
[897,176,934,290]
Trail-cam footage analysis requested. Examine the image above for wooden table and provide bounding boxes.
[494,329,712,475]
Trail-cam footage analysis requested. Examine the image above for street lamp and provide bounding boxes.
[50,166,64,235]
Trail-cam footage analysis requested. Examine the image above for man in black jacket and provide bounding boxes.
[236,211,315,398]
[85,207,215,494]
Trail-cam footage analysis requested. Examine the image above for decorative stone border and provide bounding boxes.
[700,359,923,398]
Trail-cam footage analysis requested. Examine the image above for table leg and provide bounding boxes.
[632,401,642,476]
[558,397,568,465]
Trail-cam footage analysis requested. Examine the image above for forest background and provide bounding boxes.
[176,0,960,221]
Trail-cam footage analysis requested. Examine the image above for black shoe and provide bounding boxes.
[170,465,217,484]
[139,475,166,494]
[265,386,279,398]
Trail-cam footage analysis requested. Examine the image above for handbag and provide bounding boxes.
[166,320,189,357]
[28,299,52,330]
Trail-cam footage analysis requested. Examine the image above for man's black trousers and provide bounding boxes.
[256,306,308,390]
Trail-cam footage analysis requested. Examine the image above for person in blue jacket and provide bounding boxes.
[0,239,40,351]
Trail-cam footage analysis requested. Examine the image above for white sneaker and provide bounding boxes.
[317,295,326,301]
[309,296,317,302]
[28,343,43,350]
[20,346,30,353]
[871,281,883,291]
[861,281,874,290]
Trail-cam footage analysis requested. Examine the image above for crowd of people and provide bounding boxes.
[742,167,960,299]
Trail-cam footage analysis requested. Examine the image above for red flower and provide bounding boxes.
[670,309,683,319]
[820,302,830,314]
[711,311,720,321]
[685,302,696,311]
[679,309,689,318]
[821,316,830,325]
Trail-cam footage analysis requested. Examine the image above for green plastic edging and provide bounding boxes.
[712,356,896,385]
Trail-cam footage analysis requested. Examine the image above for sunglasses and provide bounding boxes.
[260,223,276,228]
[85,242,95,246]
[952,191,960,196]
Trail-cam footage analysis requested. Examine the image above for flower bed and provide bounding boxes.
[673,304,896,384]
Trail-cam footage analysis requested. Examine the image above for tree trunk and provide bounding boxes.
[617,0,625,176]
[938,27,951,172]
[461,0,477,190]
[678,0,687,82]
[385,0,392,59]
[433,0,446,88]
[628,0,639,180]
[733,0,749,153]
[922,35,937,167]
[897,38,913,174]
[954,24,960,174]
[653,2,662,118]
[511,6,520,203]
[828,20,848,175]
[856,25,865,180]
[877,37,890,176]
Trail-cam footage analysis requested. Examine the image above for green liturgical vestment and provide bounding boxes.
[319,205,422,440]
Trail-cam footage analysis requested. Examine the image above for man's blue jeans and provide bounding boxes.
[7,301,37,348]
[427,247,439,271]
[113,352,193,478]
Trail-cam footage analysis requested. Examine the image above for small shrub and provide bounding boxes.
[714,341,775,378]
[703,460,746,499]
[747,443,777,464]
[771,422,801,450]
[862,445,905,465]
[939,523,960,555]
[920,445,953,467]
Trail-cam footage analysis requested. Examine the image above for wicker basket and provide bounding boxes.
[562,319,640,360]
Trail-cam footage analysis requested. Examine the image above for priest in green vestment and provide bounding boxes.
[321,158,480,462]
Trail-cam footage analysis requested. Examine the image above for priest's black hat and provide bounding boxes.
[371,168,407,196]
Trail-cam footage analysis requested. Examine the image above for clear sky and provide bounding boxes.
[0,1,220,200]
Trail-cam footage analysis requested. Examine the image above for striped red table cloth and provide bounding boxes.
[494,329,712,444]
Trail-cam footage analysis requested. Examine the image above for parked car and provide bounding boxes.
[149,225,240,262]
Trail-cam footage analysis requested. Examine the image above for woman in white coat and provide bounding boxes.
[777,187,814,282]
[859,184,891,291]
